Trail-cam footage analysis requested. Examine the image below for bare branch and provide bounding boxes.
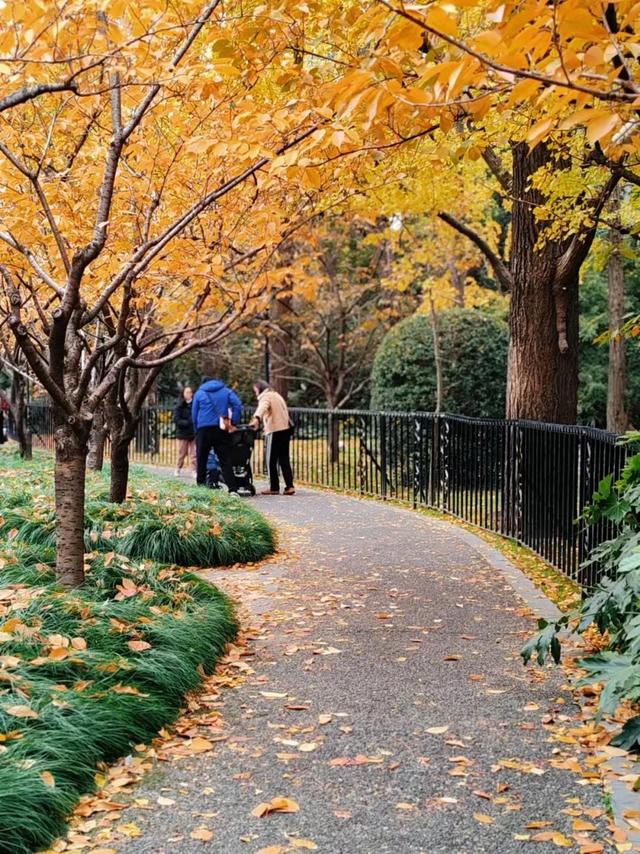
[438,211,513,291]
[0,79,78,114]
[482,147,511,193]
[0,231,64,296]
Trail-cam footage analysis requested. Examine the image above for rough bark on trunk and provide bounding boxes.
[87,406,107,471]
[506,143,579,424]
[270,295,291,399]
[15,398,32,459]
[54,421,87,587]
[606,215,628,433]
[10,374,32,459]
[110,437,130,504]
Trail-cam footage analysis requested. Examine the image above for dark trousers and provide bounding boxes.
[196,427,238,491]
[265,428,294,491]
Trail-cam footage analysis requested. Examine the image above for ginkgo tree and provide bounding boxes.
[317,0,640,422]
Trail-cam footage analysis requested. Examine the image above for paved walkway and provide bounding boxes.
[117,485,612,853]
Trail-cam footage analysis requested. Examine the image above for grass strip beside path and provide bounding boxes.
[0,448,276,853]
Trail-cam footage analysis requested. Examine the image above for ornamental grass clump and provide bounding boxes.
[0,449,262,853]
[522,435,640,750]
[0,450,276,569]
[0,548,238,854]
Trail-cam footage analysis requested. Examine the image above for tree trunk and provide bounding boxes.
[606,207,628,433]
[54,421,87,587]
[110,437,131,503]
[270,294,291,399]
[15,398,32,459]
[87,406,107,471]
[506,143,579,424]
[10,373,32,458]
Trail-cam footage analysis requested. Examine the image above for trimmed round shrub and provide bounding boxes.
[371,308,509,417]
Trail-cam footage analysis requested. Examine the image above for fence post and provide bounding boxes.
[440,416,450,513]
[577,431,593,588]
[512,423,524,543]
[379,414,388,500]
[412,416,423,509]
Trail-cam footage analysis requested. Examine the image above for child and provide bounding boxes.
[206,448,222,489]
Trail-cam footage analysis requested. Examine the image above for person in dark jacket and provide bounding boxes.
[192,378,242,493]
[173,387,196,476]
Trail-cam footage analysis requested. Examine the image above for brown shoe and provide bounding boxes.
[261,489,280,495]
[283,487,296,496]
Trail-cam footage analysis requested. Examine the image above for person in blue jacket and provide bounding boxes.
[192,378,242,492]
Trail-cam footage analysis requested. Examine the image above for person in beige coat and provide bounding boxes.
[250,380,295,495]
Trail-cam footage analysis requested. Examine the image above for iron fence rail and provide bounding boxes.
[23,403,629,588]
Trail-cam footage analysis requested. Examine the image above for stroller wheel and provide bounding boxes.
[247,483,256,496]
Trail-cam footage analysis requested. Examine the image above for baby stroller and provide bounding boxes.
[228,426,257,496]
[206,449,222,489]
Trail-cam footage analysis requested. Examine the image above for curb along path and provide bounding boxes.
[114,485,615,853]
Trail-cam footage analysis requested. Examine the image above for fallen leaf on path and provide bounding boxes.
[426,726,449,735]
[473,790,492,800]
[328,755,383,767]
[252,797,300,817]
[117,823,143,838]
[289,840,318,850]
[531,831,572,846]
[572,820,596,832]
[318,714,332,725]
[260,691,288,699]
[189,737,214,753]
[299,742,318,752]
[473,813,494,825]
[396,802,416,811]
[190,826,213,841]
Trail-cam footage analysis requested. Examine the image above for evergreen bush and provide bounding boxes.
[370,308,509,417]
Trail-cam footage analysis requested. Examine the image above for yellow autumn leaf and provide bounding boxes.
[117,823,143,838]
[586,113,620,144]
[40,771,55,788]
[252,796,300,817]
[189,737,214,753]
[190,826,214,841]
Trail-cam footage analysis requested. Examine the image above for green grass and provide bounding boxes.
[0,447,270,853]
[0,449,276,569]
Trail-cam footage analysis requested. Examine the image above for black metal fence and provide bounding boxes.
[25,403,630,588]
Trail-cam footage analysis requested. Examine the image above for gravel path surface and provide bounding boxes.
[115,485,612,854]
